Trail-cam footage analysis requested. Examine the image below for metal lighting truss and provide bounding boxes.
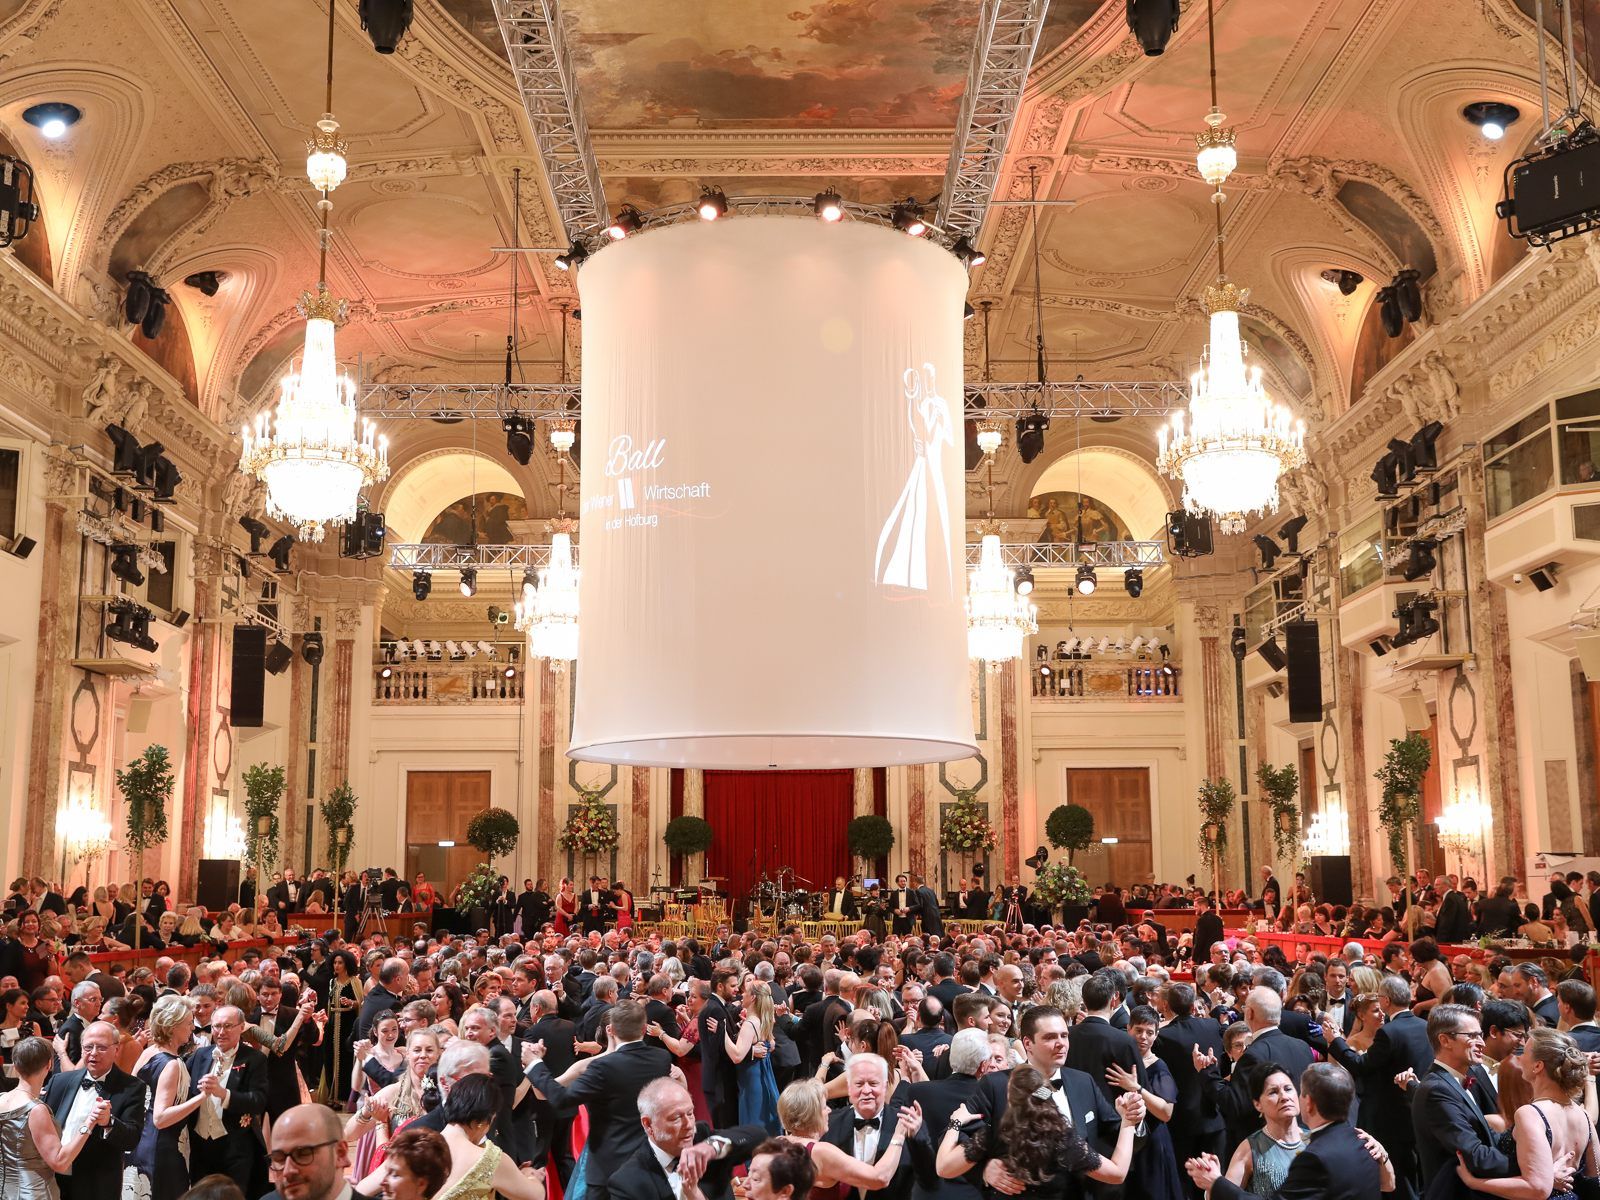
[937,0,1052,235]
[965,380,1189,418]
[567,194,964,252]
[965,540,1167,569]
[359,381,580,421]
[388,542,574,572]
[490,0,607,239]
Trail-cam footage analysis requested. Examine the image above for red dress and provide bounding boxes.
[553,891,578,935]
[613,891,634,931]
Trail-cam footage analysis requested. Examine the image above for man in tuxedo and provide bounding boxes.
[902,998,953,1077]
[1434,877,1473,944]
[1323,960,1356,1037]
[1557,980,1600,1051]
[1328,975,1432,1200]
[1203,988,1315,1156]
[1258,865,1281,918]
[379,868,403,911]
[341,872,371,939]
[187,1004,269,1185]
[824,1053,937,1200]
[519,878,552,934]
[42,1020,145,1200]
[527,1000,674,1200]
[53,980,102,1069]
[564,951,600,1016]
[304,868,335,911]
[527,990,579,1183]
[911,874,945,939]
[926,954,968,1013]
[266,868,304,921]
[355,957,408,1039]
[1477,879,1523,939]
[1510,963,1560,1027]
[1198,1063,1381,1200]
[579,976,620,1045]
[824,876,859,921]
[257,1103,376,1200]
[1069,971,1146,1104]
[462,1003,530,1163]
[582,876,611,934]
[890,875,919,937]
[1473,1000,1531,1118]
[1414,1004,1511,1198]
[609,1077,771,1200]
[254,979,319,1124]
[902,1029,990,1200]
[1153,983,1226,1192]
[696,971,741,1127]
[1193,895,1225,965]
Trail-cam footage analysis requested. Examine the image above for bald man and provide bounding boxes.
[1203,986,1316,1157]
[259,1103,376,1200]
[42,1019,145,1200]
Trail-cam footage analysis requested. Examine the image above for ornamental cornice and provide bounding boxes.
[0,0,65,69]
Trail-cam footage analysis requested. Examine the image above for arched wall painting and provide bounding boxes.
[1028,492,1132,545]
[421,491,529,545]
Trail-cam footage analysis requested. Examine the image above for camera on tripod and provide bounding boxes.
[363,866,383,887]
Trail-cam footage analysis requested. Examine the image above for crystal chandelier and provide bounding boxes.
[305,2,347,193]
[517,311,581,663]
[1194,1,1236,193]
[966,430,1036,665]
[1436,794,1491,859]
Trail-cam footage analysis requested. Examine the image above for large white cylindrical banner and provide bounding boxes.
[570,216,975,769]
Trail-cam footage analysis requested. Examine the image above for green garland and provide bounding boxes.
[1256,762,1301,858]
[1375,733,1431,871]
[1197,777,1236,868]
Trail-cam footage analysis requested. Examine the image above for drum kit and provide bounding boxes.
[747,867,821,920]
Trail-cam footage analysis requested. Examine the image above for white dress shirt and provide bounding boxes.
[851,1107,883,1162]
[197,1047,236,1139]
[650,1139,686,1200]
[63,1070,112,1147]
[1044,1070,1075,1127]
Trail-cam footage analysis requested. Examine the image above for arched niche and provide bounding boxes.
[378,449,527,545]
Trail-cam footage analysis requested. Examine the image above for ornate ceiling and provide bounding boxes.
[0,0,1575,525]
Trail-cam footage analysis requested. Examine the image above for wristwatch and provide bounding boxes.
[706,1134,731,1159]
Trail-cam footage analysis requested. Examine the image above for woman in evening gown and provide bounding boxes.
[727,983,781,1135]
[431,1075,543,1200]
[126,995,206,1200]
[0,1036,100,1200]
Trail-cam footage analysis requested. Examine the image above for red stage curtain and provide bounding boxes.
[703,770,853,905]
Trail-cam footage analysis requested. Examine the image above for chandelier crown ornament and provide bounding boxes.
[1196,109,1237,193]
[306,114,349,194]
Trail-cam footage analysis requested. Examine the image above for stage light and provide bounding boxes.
[359,0,414,53]
[607,205,643,240]
[110,544,144,586]
[1124,568,1144,598]
[1075,564,1097,595]
[1127,0,1180,54]
[412,570,432,601]
[1320,268,1363,295]
[1371,452,1400,498]
[1253,534,1281,569]
[22,102,80,140]
[503,665,516,679]
[1401,538,1437,582]
[238,515,269,554]
[267,535,293,573]
[1410,421,1444,472]
[813,189,843,222]
[1388,436,1418,483]
[891,200,927,236]
[696,187,728,221]
[0,155,38,248]
[1230,622,1247,662]
[301,632,324,667]
[1097,637,1111,653]
[183,270,224,296]
[477,640,494,656]
[427,640,442,655]
[553,241,589,271]
[1395,268,1424,323]
[1378,286,1403,338]
[105,599,157,653]
[1015,413,1049,463]
[444,640,460,657]
[1529,562,1560,592]
[264,640,294,675]
[1464,100,1520,141]
[106,424,143,476]
[380,665,393,679]
[951,236,986,267]
[459,566,477,597]
[1014,565,1034,596]
[504,415,533,466]
[1278,515,1308,553]
[1258,636,1287,671]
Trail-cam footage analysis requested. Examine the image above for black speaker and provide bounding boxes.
[197,859,241,911]
[231,625,266,727]
[264,640,294,675]
[1308,854,1352,906]
[1257,637,1287,672]
[1285,619,1323,723]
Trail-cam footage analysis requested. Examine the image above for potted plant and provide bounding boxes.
[455,863,500,930]
[1196,777,1236,900]
[1045,803,1096,866]
[242,762,285,883]
[1256,762,1301,862]
[1031,862,1093,926]
[847,814,895,873]
[117,744,174,952]
[1375,733,1432,898]
[664,815,714,858]
[559,791,619,875]
[321,781,357,876]
[467,807,520,866]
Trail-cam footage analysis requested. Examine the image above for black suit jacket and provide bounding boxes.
[1477,895,1522,939]
[824,1091,938,1200]
[1414,1062,1510,1192]
[1330,1009,1433,1147]
[43,1065,145,1199]
[1212,1027,1316,1149]
[1213,1120,1381,1200]
[527,1014,578,1076]
[1153,1014,1226,1148]
[254,1007,317,1116]
[1066,1014,1146,1104]
[184,1042,269,1144]
[698,995,738,1105]
[824,888,859,919]
[355,983,401,1040]
[1465,1062,1499,1119]
[917,886,945,937]
[904,1073,983,1200]
[1194,912,1225,963]
[608,1121,771,1200]
[1435,890,1473,943]
[529,1041,674,1190]
[265,880,302,918]
[971,1063,1123,1158]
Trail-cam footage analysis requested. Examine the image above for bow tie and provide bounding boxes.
[1047,1076,1065,1090]
[854,1116,881,1131]
[666,1158,680,1173]
[80,1077,103,1091]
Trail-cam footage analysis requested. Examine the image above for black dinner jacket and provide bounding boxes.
[698,993,738,1105]
[1465,1061,1499,1120]
[42,1064,145,1199]
[1213,1119,1380,1200]
[355,983,400,1040]
[528,1040,674,1190]
[1194,911,1225,962]
[1477,895,1522,938]
[527,1013,578,1077]
[184,1041,268,1144]
[970,1063,1122,1158]
[825,887,859,918]
[1435,889,1473,943]
[1329,1008,1433,1147]
[608,1121,771,1200]
[823,1090,938,1200]
[904,1072,984,1200]
[1211,1026,1315,1150]
[1066,1014,1146,1104]
[265,880,301,917]
[1412,1061,1511,1191]
[253,1006,317,1116]
[1153,1013,1226,1145]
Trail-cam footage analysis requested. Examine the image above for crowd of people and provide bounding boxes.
[0,860,1597,1200]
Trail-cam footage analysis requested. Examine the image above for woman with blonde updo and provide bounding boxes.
[127,994,206,1199]
[775,1078,921,1192]
[1455,1026,1598,1200]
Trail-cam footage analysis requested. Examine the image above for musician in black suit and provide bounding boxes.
[265,869,304,920]
[824,1054,937,1200]
[912,874,945,939]
[890,875,919,937]
[1196,1063,1384,1200]
[1414,1004,1511,1197]
[519,878,552,934]
[186,1005,269,1185]
[1203,988,1315,1155]
[697,972,742,1127]
[1152,983,1226,1186]
[1328,975,1433,1200]
[824,877,859,920]
[609,1077,770,1200]
[527,1000,674,1200]
[41,1020,145,1200]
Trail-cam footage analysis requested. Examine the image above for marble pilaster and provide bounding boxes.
[631,766,650,890]
[537,662,558,884]
[683,769,706,883]
[999,659,1020,882]
[852,768,873,816]
[21,475,71,875]
[905,764,926,877]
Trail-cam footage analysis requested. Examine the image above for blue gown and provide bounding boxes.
[735,1030,781,1135]
[1126,1057,1185,1200]
[125,1051,190,1200]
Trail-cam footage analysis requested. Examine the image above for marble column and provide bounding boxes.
[852,768,873,816]
[905,765,926,877]
[683,769,705,884]
[21,451,76,875]
[281,641,310,870]
[631,766,650,891]
[999,659,1020,882]
[1334,645,1374,898]
[537,662,559,884]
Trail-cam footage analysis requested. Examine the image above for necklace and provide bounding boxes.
[1266,1128,1303,1150]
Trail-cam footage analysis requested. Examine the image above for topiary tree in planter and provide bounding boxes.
[664,816,714,856]
[847,814,895,876]
[467,807,520,864]
[320,781,357,876]
[1256,762,1301,862]
[117,744,174,953]
[1197,777,1236,902]
[242,762,285,884]
[1045,803,1096,865]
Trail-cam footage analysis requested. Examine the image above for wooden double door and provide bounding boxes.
[405,771,491,896]
[1063,768,1153,886]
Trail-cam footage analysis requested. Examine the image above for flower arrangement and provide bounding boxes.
[1375,733,1431,871]
[1197,777,1236,868]
[456,863,501,911]
[1031,863,1092,911]
[939,791,997,854]
[558,791,619,854]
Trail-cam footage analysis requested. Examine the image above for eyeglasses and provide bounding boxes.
[268,1139,340,1170]
[1449,1029,1486,1043]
